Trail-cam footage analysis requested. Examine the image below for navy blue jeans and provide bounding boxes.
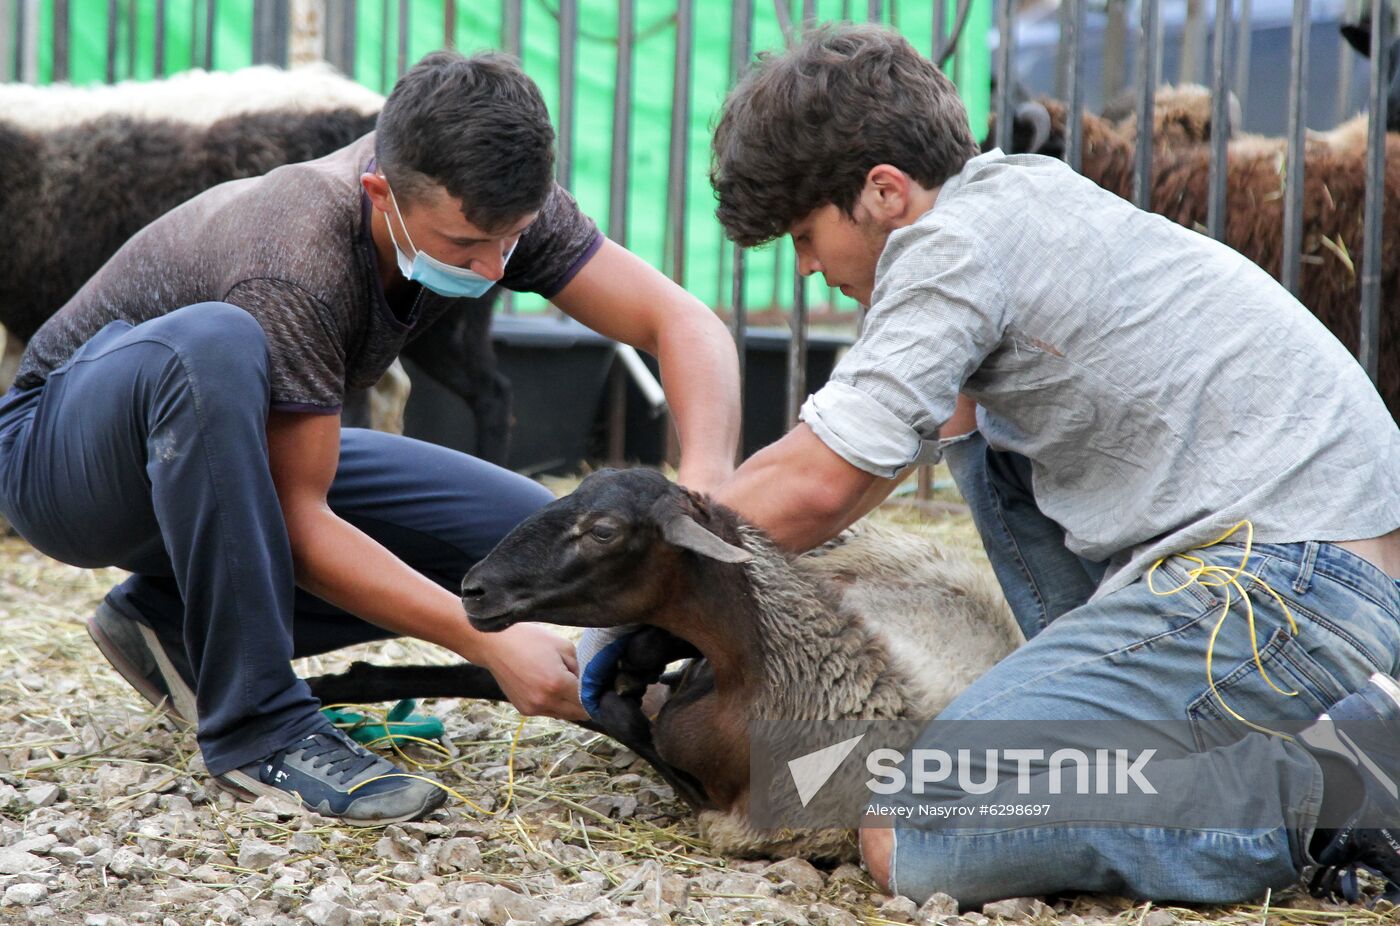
[0,303,553,775]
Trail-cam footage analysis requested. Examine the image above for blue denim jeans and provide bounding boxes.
[888,433,1400,905]
[0,305,554,775]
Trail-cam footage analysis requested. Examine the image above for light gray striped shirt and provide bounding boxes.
[802,150,1400,598]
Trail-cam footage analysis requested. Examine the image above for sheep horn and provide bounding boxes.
[661,513,754,564]
[1015,101,1052,154]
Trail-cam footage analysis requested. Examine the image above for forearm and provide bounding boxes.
[716,424,877,552]
[656,306,741,489]
[286,508,495,663]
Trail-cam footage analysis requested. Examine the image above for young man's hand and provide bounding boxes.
[477,623,589,721]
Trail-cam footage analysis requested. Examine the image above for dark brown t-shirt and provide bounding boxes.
[16,132,603,413]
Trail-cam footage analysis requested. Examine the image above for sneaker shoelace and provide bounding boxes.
[289,731,380,785]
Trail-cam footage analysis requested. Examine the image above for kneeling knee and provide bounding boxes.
[860,825,895,893]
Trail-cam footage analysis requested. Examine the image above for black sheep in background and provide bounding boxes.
[0,70,511,462]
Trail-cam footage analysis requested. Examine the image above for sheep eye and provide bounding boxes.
[587,522,620,543]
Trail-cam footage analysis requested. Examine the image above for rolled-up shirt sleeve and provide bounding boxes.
[801,383,941,477]
[800,219,1009,478]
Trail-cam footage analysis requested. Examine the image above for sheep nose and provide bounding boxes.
[460,578,485,600]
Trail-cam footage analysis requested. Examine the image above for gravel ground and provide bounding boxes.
[0,473,1386,925]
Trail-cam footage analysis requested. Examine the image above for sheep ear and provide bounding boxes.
[659,512,753,564]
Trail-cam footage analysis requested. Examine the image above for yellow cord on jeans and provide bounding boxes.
[1146,520,1300,739]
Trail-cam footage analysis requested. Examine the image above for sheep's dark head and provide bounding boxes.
[462,468,752,633]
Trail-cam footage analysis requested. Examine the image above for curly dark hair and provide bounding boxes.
[711,23,979,246]
[376,50,555,232]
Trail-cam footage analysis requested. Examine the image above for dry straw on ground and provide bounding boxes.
[0,465,1385,924]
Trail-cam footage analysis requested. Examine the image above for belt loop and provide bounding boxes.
[1293,541,1319,595]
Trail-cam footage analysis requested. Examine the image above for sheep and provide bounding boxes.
[993,96,1400,423]
[0,66,511,456]
[446,467,1021,861]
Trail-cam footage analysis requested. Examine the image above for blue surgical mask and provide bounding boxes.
[384,184,514,299]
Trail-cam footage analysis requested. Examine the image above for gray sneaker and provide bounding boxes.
[86,599,197,723]
[218,727,448,825]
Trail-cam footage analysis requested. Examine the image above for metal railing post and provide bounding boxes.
[1359,0,1389,380]
[1280,0,1310,294]
[994,0,1013,152]
[1206,0,1232,240]
[1066,0,1085,172]
[1133,0,1159,210]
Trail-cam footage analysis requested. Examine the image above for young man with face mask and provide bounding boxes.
[0,51,739,824]
[707,24,1400,909]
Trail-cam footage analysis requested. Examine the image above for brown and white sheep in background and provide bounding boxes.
[0,66,510,453]
[991,93,1400,423]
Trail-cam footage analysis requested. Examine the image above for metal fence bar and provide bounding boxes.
[396,0,409,76]
[1234,0,1252,123]
[729,0,752,399]
[327,0,357,76]
[867,0,881,21]
[502,0,522,58]
[444,0,455,48]
[126,0,136,77]
[1180,0,1202,83]
[1066,0,1085,172]
[1359,0,1389,381]
[1104,0,1127,102]
[933,0,946,62]
[1,0,12,83]
[787,266,808,430]
[253,0,272,64]
[665,0,694,284]
[1280,0,1310,294]
[1207,0,1232,240]
[106,0,118,82]
[608,0,635,245]
[557,0,578,190]
[1133,0,1159,209]
[994,0,1012,151]
[14,0,32,82]
[51,0,69,81]
[153,0,165,76]
[275,0,290,66]
[204,0,216,70]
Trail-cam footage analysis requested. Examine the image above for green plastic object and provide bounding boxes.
[320,698,445,748]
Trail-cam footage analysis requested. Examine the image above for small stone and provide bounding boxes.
[878,896,919,922]
[47,847,83,866]
[407,882,444,911]
[534,900,603,926]
[189,864,234,884]
[981,897,1050,921]
[286,833,321,855]
[963,914,991,926]
[808,903,861,926]
[0,849,48,875]
[108,848,142,877]
[433,837,481,873]
[85,915,128,926]
[237,838,290,871]
[915,892,959,924]
[764,857,825,892]
[298,901,348,926]
[1141,912,1177,926]
[11,835,59,855]
[828,863,867,887]
[22,784,60,808]
[4,883,49,907]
